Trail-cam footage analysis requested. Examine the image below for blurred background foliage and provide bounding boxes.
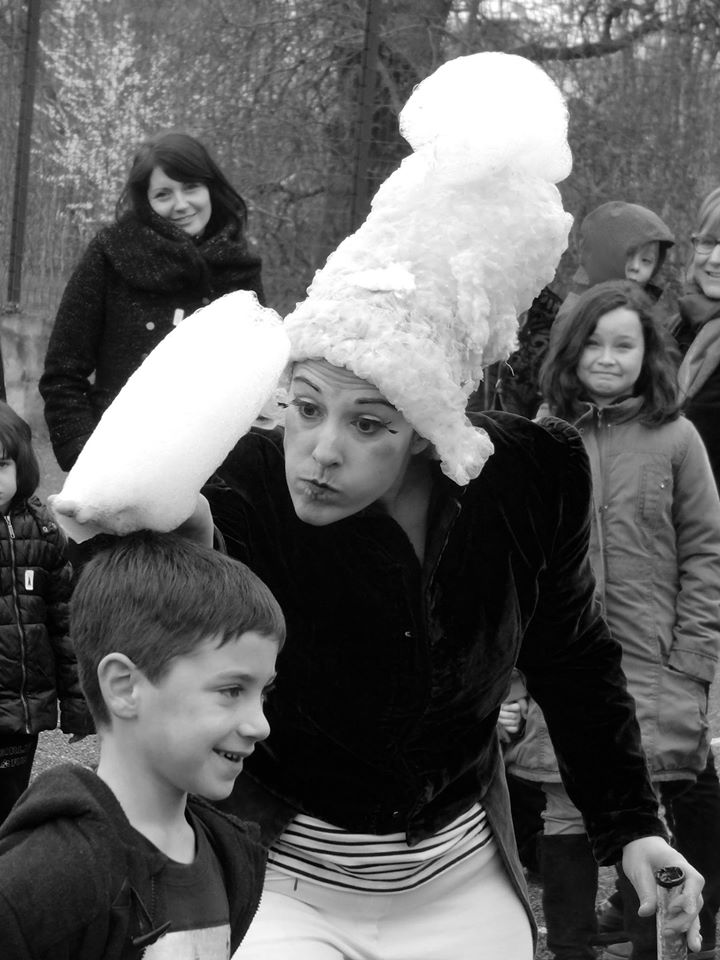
[1,0,720,317]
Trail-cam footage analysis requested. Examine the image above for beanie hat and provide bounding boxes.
[284,51,573,485]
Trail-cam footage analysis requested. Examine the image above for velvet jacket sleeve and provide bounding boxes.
[668,419,720,684]
[517,418,663,865]
[39,236,108,470]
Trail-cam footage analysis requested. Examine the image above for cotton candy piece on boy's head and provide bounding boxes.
[52,291,290,541]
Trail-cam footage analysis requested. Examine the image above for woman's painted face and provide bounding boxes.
[283,360,427,526]
[147,166,212,236]
[577,307,645,406]
[692,228,720,300]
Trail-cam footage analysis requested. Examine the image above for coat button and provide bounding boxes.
[146,321,155,331]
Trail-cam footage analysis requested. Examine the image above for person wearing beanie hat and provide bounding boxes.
[48,54,703,960]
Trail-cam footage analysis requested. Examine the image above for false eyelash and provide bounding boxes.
[378,422,399,435]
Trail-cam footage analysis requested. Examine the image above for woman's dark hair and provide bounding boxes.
[540,279,680,426]
[116,130,248,236]
[0,401,39,505]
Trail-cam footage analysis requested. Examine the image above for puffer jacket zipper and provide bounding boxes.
[4,515,31,733]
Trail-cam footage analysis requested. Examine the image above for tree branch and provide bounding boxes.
[512,15,663,62]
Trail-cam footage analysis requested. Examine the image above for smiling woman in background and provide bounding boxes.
[39,130,265,472]
[672,186,720,486]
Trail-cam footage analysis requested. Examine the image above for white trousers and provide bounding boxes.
[233,845,533,960]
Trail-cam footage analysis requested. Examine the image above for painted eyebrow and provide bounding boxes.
[355,398,396,409]
[290,375,320,392]
[291,376,395,409]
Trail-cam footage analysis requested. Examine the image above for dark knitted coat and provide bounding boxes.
[0,497,90,737]
[39,213,265,470]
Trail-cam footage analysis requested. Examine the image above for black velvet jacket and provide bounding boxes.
[207,412,662,868]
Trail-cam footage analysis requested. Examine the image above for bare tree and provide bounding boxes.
[4,0,720,313]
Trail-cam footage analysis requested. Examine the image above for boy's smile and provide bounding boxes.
[133,630,277,803]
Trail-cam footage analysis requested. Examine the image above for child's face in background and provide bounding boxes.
[577,307,645,406]
[625,241,659,286]
[0,455,17,514]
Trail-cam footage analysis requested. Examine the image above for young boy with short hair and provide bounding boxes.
[0,531,284,960]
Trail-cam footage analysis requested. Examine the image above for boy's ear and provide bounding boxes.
[97,653,143,720]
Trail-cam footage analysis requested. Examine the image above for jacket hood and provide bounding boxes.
[0,763,166,868]
[575,201,674,286]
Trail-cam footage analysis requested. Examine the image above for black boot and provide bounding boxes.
[671,755,720,955]
[541,834,599,960]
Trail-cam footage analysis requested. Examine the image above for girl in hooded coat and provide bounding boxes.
[506,280,720,960]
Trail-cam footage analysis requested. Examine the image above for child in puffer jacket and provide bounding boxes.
[0,401,91,823]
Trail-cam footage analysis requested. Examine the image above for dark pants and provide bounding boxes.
[506,771,545,875]
[0,732,38,825]
[616,753,720,958]
[669,752,720,948]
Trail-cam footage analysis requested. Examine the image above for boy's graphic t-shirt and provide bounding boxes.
[138,812,231,959]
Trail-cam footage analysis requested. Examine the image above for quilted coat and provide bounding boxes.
[0,498,89,736]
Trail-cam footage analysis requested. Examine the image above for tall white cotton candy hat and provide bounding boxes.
[51,291,290,541]
[284,51,573,485]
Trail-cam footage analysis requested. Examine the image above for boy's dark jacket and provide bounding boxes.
[0,498,89,736]
[0,764,266,959]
